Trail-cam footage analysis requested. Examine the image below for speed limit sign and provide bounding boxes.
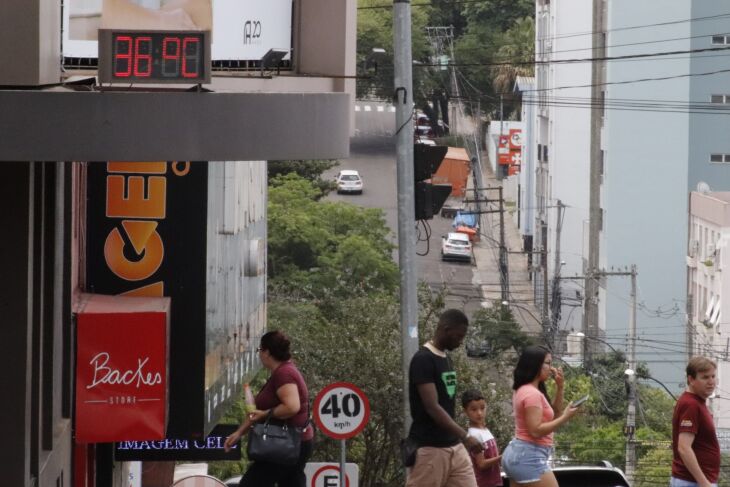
[313,382,370,440]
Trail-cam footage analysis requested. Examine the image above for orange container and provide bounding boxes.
[431,147,471,197]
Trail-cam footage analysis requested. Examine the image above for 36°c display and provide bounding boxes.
[98,30,211,84]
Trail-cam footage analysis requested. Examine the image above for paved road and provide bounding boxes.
[325,133,483,317]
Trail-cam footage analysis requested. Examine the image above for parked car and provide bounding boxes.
[335,169,363,194]
[223,476,241,487]
[441,232,472,262]
[505,463,630,487]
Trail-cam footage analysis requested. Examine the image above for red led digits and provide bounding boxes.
[162,37,181,77]
[109,32,205,81]
[114,36,133,77]
[133,36,152,77]
[182,37,200,78]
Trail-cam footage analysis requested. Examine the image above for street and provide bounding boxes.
[325,132,483,318]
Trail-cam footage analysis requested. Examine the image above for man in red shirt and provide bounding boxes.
[671,356,720,487]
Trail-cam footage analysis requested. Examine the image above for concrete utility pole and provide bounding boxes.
[584,0,606,364]
[625,265,638,485]
[550,200,564,349]
[393,0,418,435]
[571,266,638,482]
[498,186,509,302]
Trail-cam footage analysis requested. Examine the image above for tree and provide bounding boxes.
[268,159,339,194]
[466,301,534,358]
[357,0,432,102]
[491,17,535,96]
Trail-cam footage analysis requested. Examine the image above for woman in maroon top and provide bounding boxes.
[224,331,313,487]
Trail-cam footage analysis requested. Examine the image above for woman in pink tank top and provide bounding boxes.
[500,346,579,487]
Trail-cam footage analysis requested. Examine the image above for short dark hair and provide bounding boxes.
[461,389,485,408]
[513,345,551,398]
[260,330,292,361]
[437,309,469,331]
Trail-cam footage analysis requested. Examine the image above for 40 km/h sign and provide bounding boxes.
[313,382,370,440]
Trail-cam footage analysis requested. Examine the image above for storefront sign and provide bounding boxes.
[75,293,170,442]
[114,424,240,461]
[86,162,209,438]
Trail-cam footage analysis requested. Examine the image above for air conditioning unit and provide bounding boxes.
[689,239,700,258]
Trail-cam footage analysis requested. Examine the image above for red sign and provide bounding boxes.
[313,382,370,440]
[75,293,170,443]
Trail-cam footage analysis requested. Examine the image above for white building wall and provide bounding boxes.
[533,0,592,334]
[688,192,730,428]
[546,0,593,335]
[603,0,701,392]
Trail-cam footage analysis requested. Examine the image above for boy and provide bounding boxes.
[462,389,502,487]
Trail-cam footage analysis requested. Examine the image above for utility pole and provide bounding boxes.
[549,200,564,349]
[585,0,606,365]
[393,0,417,435]
[625,265,637,485]
[498,186,508,302]
[567,265,638,482]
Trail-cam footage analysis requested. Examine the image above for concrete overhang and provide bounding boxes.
[0,88,350,161]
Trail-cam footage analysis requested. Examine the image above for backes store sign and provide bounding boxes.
[86,162,208,437]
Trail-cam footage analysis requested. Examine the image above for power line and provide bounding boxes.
[536,11,730,42]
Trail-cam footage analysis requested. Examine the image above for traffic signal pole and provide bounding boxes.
[393,0,418,434]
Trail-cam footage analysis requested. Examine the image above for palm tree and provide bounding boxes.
[492,16,535,94]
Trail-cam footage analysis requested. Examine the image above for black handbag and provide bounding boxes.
[247,416,302,466]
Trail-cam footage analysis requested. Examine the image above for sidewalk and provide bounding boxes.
[468,155,543,337]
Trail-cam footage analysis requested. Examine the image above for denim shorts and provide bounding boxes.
[501,438,553,484]
[670,477,717,487]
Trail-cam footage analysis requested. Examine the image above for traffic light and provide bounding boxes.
[414,144,452,220]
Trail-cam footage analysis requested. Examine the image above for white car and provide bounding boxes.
[336,169,363,194]
[441,232,472,262]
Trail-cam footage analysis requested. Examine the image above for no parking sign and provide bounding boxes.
[305,463,359,487]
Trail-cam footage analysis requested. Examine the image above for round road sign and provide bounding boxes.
[313,382,370,440]
[310,465,351,487]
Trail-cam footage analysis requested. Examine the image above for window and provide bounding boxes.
[710,154,730,163]
[712,35,729,45]
[710,94,730,103]
[537,143,542,162]
[543,145,549,162]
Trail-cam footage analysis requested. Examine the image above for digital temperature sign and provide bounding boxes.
[98,30,211,84]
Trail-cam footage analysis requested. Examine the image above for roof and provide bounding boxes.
[446,232,470,241]
[339,169,360,175]
[514,76,536,92]
[445,146,470,162]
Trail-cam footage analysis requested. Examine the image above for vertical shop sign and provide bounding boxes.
[86,162,209,437]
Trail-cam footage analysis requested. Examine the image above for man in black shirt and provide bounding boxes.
[406,309,482,487]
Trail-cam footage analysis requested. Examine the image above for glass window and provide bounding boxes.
[711,95,724,103]
[710,154,724,163]
[712,35,726,45]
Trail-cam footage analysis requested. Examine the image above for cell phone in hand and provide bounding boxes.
[572,395,589,407]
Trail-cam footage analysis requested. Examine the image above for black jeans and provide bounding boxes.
[239,439,313,487]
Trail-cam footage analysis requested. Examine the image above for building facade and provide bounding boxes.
[0,1,355,486]
[531,1,730,389]
[687,191,730,430]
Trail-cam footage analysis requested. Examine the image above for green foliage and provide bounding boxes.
[268,159,339,194]
[491,17,535,94]
[553,357,676,478]
[357,0,432,101]
[267,174,397,291]
[634,447,672,487]
[467,302,534,358]
[271,295,406,486]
